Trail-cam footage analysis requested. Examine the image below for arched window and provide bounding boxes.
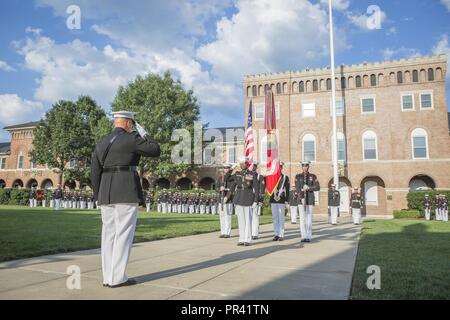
[370,74,376,86]
[412,70,418,82]
[436,67,443,80]
[258,85,263,96]
[299,81,304,93]
[326,78,331,90]
[313,80,318,91]
[362,130,377,160]
[247,86,251,97]
[427,68,434,81]
[252,85,257,97]
[276,83,282,94]
[397,71,403,84]
[411,128,428,159]
[355,75,362,88]
[264,84,270,93]
[302,134,316,162]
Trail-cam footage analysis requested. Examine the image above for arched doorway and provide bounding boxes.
[199,177,215,190]
[176,177,192,190]
[154,178,170,190]
[12,179,23,189]
[26,179,38,189]
[41,179,53,190]
[142,178,150,190]
[360,176,386,216]
[409,175,435,191]
[0,179,6,188]
[64,180,76,190]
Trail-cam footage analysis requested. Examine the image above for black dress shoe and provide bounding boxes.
[272,236,279,241]
[224,235,230,238]
[244,242,250,246]
[305,239,311,243]
[237,242,244,246]
[109,279,137,288]
[219,235,224,238]
[278,237,284,241]
[103,283,109,288]
[300,239,307,243]
[252,236,259,240]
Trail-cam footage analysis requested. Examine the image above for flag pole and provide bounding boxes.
[329,0,339,189]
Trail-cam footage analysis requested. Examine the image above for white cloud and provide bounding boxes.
[382,47,421,61]
[440,0,450,11]
[0,94,44,128]
[0,60,16,72]
[197,0,347,82]
[432,34,450,79]
[386,26,397,36]
[320,0,350,11]
[347,8,387,30]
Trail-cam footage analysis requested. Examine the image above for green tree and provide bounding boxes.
[30,96,108,186]
[112,71,200,179]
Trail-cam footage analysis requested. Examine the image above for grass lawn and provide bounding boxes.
[351,219,450,300]
[0,205,274,262]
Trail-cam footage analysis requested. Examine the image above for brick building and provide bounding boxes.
[243,54,450,217]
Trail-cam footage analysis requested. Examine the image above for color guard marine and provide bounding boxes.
[351,187,363,225]
[250,162,265,240]
[295,161,320,243]
[328,184,340,225]
[423,194,432,221]
[216,164,234,238]
[228,157,260,246]
[270,161,289,241]
[288,183,299,224]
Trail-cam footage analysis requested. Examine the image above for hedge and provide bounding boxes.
[0,188,31,206]
[407,190,450,213]
[393,210,421,219]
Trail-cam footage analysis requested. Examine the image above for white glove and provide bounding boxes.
[135,122,149,139]
[252,202,258,210]
[223,197,228,203]
[220,186,225,191]
[303,185,309,191]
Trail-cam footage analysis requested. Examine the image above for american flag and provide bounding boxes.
[245,98,255,170]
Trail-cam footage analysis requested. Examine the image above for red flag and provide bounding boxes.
[264,91,281,196]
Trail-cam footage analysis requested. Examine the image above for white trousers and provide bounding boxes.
[330,206,339,224]
[271,203,285,238]
[211,206,216,215]
[200,205,205,214]
[235,205,252,243]
[162,203,167,213]
[146,203,151,212]
[101,203,138,286]
[289,205,298,223]
[219,203,233,236]
[251,205,261,237]
[424,208,431,220]
[443,209,448,222]
[352,208,361,224]
[298,204,313,240]
[42,200,46,208]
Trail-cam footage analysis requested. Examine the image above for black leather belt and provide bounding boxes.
[102,166,137,173]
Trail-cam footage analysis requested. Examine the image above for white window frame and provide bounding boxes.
[302,102,316,118]
[302,133,316,162]
[364,180,378,206]
[330,98,345,117]
[0,157,6,170]
[17,153,24,169]
[400,93,415,112]
[411,128,429,160]
[360,95,376,114]
[254,103,280,121]
[362,130,378,161]
[203,147,214,165]
[227,146,236,164]
[334,132,346,162]
[419,91,434,110]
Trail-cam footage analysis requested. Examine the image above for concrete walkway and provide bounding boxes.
[0,215,361,300]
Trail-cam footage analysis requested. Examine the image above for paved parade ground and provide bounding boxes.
[0,216,360,300]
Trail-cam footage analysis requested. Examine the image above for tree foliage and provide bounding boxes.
[112,71,200,177]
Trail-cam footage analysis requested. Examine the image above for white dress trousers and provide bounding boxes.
[251,205,261,237]
[101,203,138,286]
[298,204,313,240]
[330,206,339,224]
[271,203,285,238]
[425,208,431,220]
[289,205,298,223]
[235,205,252,243]
[352,208,361,224]
[219,203,233,236]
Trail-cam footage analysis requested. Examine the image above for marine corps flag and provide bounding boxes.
[264,90,281,196]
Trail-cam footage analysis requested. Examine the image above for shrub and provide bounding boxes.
[0,188,11,205]
[407,190,450,213]
[9,188,31,206]
[393,210,422,219]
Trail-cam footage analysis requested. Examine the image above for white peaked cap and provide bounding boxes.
[112,110,136,120]
[239,156,249,163]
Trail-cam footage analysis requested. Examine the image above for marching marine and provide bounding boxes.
[250,162,265,240]
[328,184,340,225]
[216,164,234,238]
[351,187,363,225]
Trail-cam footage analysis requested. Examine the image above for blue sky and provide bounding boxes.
[0,0,449,141]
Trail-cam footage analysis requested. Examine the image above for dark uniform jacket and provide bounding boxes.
[256,173,266,204]
[90,127,160,206]
[328,189,340,207]
[215,171,234,203]
[229,169,260,206]
[54,188,63,199]
[270,174,290,204]
[294,172,320,206]
[351,193,363,209]
[423,198,433,209]
[288,189,298,206]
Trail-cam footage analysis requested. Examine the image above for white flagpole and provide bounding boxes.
[329,0,339,189]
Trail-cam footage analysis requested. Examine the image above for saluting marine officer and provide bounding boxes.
[328,184,340,225]
[295,161,320,243]
[90,110,160,288]
[228,157,259,246]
